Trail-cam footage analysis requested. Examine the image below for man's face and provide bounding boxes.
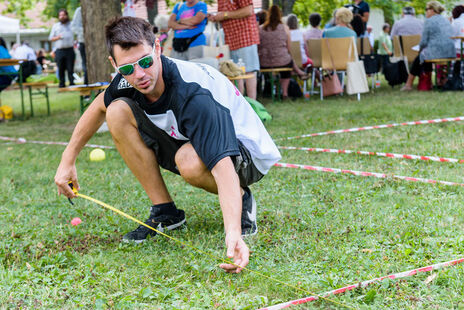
[110,41,161,96]
[58,11,68,23]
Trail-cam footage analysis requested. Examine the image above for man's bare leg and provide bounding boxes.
[175,143,244,196]
[106,99,172,205]
[244,73,257,100]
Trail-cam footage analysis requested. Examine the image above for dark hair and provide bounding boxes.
[58,8,68,16]
[309,13,321,28]
[286,14,298,30]
[58,8,70,23]
[256,10,267,25]
[0,37,6,49]
[263,5,282,31]
[382,23,390,31]
[452,5,464,19]
[403,6,415,15]
[105,16,156,60]
[350,14,364,37]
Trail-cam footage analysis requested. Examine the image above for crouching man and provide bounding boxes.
[54,16,281,273]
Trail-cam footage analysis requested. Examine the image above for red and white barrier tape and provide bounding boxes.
[0,136,114,149]
[276,116,464,141]
[260,257,464,310]
[278,146,464,164]
[274,162,464,187]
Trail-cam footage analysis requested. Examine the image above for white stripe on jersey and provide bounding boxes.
[146,110,189,141]
[168,58,281,174]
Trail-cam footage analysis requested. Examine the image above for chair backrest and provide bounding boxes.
[393,35,421,63]
[289,41,303,68]
[321,37,356,70]
[356,37,371,55]
[307,39,322,68]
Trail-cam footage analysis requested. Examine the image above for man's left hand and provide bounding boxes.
[219,232,249,273]
[210,12,226,22]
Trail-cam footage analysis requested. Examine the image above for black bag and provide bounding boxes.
[442,61,463,91]
[288,78,303,98]
[383,36,408,87]
[383,59,408,87]
[360,54,380,74]
[359,38,380,74]
[172,32,202,53]
[20,60,37,81]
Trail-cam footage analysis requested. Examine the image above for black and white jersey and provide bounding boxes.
[104,55,281,174]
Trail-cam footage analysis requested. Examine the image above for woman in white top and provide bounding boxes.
[452,5,464,56]
[286,14,311,68]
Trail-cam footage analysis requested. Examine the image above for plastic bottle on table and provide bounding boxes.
[237,58,246,74]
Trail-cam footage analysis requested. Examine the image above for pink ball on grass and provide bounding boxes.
[71,217,82,226]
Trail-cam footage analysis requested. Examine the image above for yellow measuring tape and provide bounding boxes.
[71,188,356,310]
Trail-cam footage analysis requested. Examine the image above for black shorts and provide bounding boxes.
[115,97,264,187]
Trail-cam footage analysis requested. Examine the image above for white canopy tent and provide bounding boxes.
[0,15,20,44]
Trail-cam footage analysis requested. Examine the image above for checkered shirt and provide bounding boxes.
[218,0,259,51]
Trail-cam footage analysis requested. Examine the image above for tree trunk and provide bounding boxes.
[81,0,121,83]
[146,0,158,25]
[282,0,296,16]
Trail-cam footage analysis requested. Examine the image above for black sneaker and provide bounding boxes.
[122,206,186,243]
[241,187,257,236]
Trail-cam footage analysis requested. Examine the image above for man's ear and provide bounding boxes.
[108,56,117,69]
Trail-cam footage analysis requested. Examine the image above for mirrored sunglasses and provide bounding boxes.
[117,54,154,76]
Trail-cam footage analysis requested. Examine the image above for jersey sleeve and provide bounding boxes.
[103,80,116,107]
[103,74,136,107]
[180,94,240,171]
[197,2,207,14]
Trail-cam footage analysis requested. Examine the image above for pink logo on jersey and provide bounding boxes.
[170,126,177,137]
[234,85,240,96]
[179,8,195,19]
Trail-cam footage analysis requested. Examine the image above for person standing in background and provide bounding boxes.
[377,23,393,70]
[71,7,88,85]
[49,9,75,88]
[209,0,260,100]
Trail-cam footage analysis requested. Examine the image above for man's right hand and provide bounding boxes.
[54,161,79,198]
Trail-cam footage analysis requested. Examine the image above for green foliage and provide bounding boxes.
[293,0,344,27]
[42,0,81,20]
[0,0,81,27]
[1,0,38,26]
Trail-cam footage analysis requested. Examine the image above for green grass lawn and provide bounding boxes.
[2,84,464,309]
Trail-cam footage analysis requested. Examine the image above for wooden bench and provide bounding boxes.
[58,84,109,113]
[259,68,293,102]
[227,73,255,90]
[13,82,51,117]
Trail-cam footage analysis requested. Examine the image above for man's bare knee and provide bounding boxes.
[175,145,206,182]
[106,100,136,134]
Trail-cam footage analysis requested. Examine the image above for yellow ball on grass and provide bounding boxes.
[89,148,106,162]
